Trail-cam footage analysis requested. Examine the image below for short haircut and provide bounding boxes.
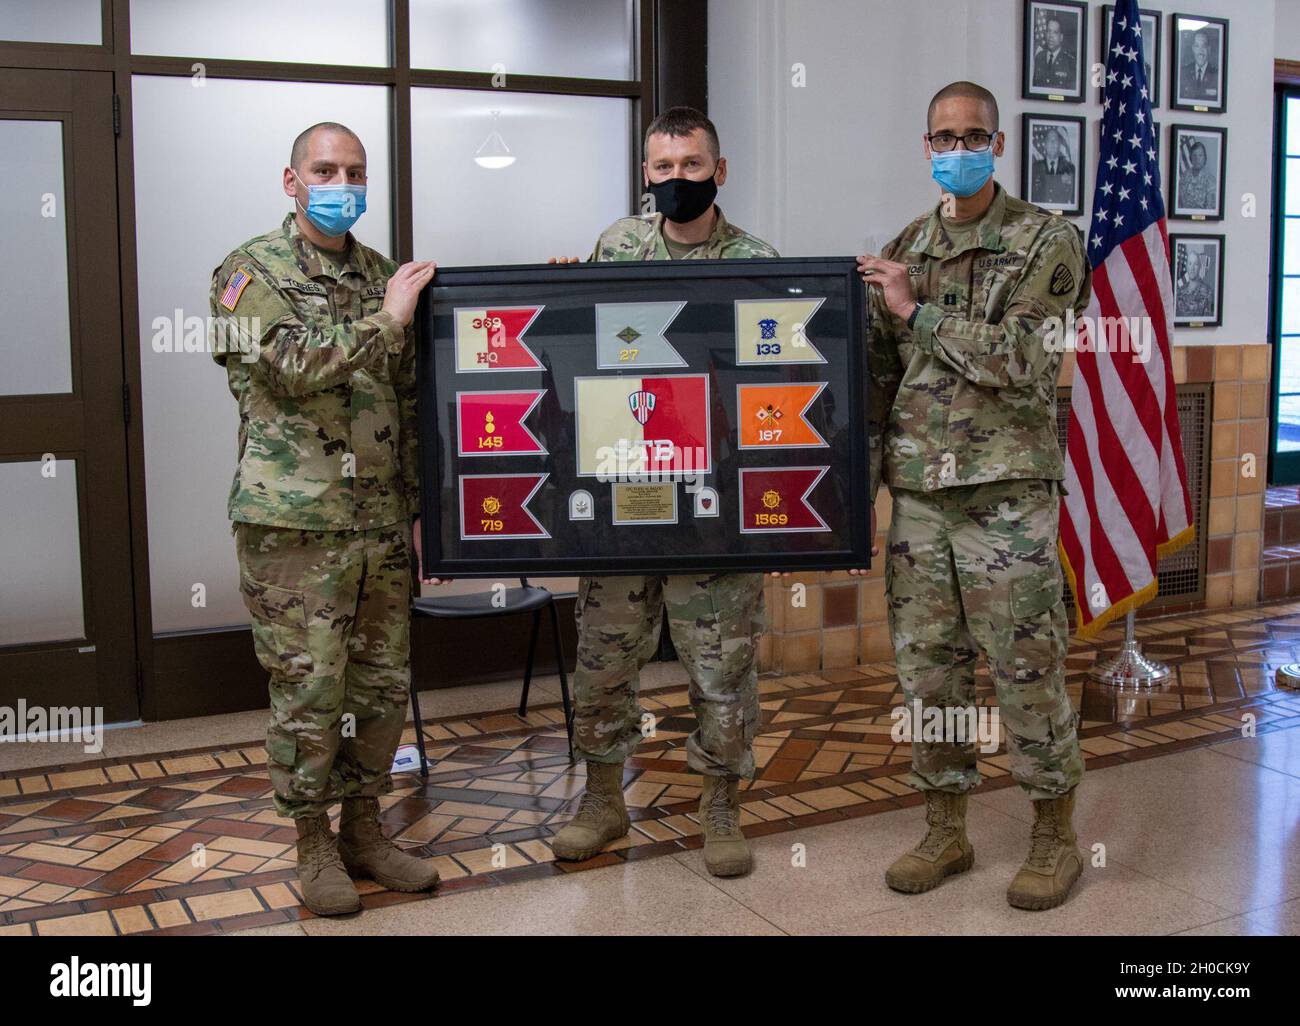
[290,122,364,170]
[644,106,720,161]
[927,81,1000,133]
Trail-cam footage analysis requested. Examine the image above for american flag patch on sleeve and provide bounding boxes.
[219,267,254,311]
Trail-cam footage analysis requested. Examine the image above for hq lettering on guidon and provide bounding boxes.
[49,958,151,1007]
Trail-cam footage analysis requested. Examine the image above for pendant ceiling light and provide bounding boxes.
[474,110,516,169]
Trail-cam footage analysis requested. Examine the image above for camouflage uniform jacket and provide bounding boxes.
[210,213,418,531]
[869,184,1091,497]
[589,205,779,262]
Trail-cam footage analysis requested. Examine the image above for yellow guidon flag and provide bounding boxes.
[734,298,826,365]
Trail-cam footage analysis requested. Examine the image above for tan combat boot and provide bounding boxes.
[885,791,974,894]
[295,814,362,916]
[699,774,752,878]
[338,797,440,892]
[1007,788,1083,910]
[551,761,630,860]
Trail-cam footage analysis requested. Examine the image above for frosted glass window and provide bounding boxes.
[411,0,634,80]
[0,0,102,45]
[411,89,630,265]
[1286,281,1300,337]
[130,0,388,66]
[1,120,73,396]
[132,76,392,631]
[0,460,84,645]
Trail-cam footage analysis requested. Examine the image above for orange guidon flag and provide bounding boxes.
[737,382,827,449]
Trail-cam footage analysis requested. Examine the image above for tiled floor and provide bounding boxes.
[2,602,1300,936]
[1262,485,1300,599]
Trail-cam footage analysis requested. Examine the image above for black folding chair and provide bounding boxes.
[409,578,575,776]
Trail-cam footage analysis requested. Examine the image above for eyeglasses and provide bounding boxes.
[926,131,996,153]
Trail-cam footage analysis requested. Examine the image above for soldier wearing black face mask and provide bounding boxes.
[586,106,778,262]
[546,106,778,880]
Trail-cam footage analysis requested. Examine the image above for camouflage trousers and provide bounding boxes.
[235,522,412,819]
[886,480,1084,800]
[572,573,765,779]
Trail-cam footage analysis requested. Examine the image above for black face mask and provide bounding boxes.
[647,174,718,224]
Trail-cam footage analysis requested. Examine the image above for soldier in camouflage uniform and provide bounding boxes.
[211,122,440,916]
[549,108,774,878]
[858,83,1087,910]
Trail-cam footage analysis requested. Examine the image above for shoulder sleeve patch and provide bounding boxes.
[219,266,255,311]
[1049,263,1076,297]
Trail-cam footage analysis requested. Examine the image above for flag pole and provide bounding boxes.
[1088,610,1171,689]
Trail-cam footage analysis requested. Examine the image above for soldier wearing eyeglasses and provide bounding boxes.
[854,82,1089,911]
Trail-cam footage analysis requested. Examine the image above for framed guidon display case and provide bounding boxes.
[416,258,871,577]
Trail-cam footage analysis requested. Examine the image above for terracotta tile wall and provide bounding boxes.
[757,344,1271,673]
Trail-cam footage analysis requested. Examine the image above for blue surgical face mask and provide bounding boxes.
[929,148,996,198]
[294,171,367,237]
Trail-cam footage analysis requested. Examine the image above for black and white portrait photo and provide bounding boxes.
[1023,114,1086,216]
[1169,124,1226,220]
[1101,5,1161,106]
[1171,234,1225,327]
[1171,13,1229,112]
[1023,0,1088,103]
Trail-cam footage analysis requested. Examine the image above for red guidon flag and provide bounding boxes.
[457,389,546,456]
[1060,0,1193,638]
[739,467,830,533]
[460,473,549,541]
[454,306,544,372]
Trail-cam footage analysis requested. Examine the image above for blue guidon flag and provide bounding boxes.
[1059,0,1193,638]
[628,389,657,426]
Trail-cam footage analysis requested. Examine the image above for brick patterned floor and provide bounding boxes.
[3,600,1300,936]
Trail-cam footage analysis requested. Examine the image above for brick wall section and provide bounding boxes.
[757,343,1271,673]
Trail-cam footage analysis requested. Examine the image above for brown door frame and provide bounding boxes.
[1,0,705,721]
[0,66,137,721]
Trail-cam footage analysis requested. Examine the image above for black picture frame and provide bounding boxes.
[1170,12,1229,113]
[1022,112,1088,216]
[416,258,872,577]
[1170,233,1225,327]
[1100,4,1161,107]
[1023,0,1089,103]
[1168,123,1226,221]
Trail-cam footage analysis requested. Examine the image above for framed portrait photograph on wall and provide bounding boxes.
[1023,113,1086,216]
[1100,4,1161,106]
[1023,0,1088,103]
[1170,13,1229,113]
[1168,124,1226,220]
[1170,233,1225,328]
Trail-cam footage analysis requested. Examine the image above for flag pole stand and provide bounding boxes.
[1275,665,1300,690]
[1088,611,1171,689]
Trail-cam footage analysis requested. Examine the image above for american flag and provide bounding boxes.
[1059,0,1193,637]
[219,266,252,311]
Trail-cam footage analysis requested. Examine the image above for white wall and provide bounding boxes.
[710,0,1277,345]
[1279,0,1300,59]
